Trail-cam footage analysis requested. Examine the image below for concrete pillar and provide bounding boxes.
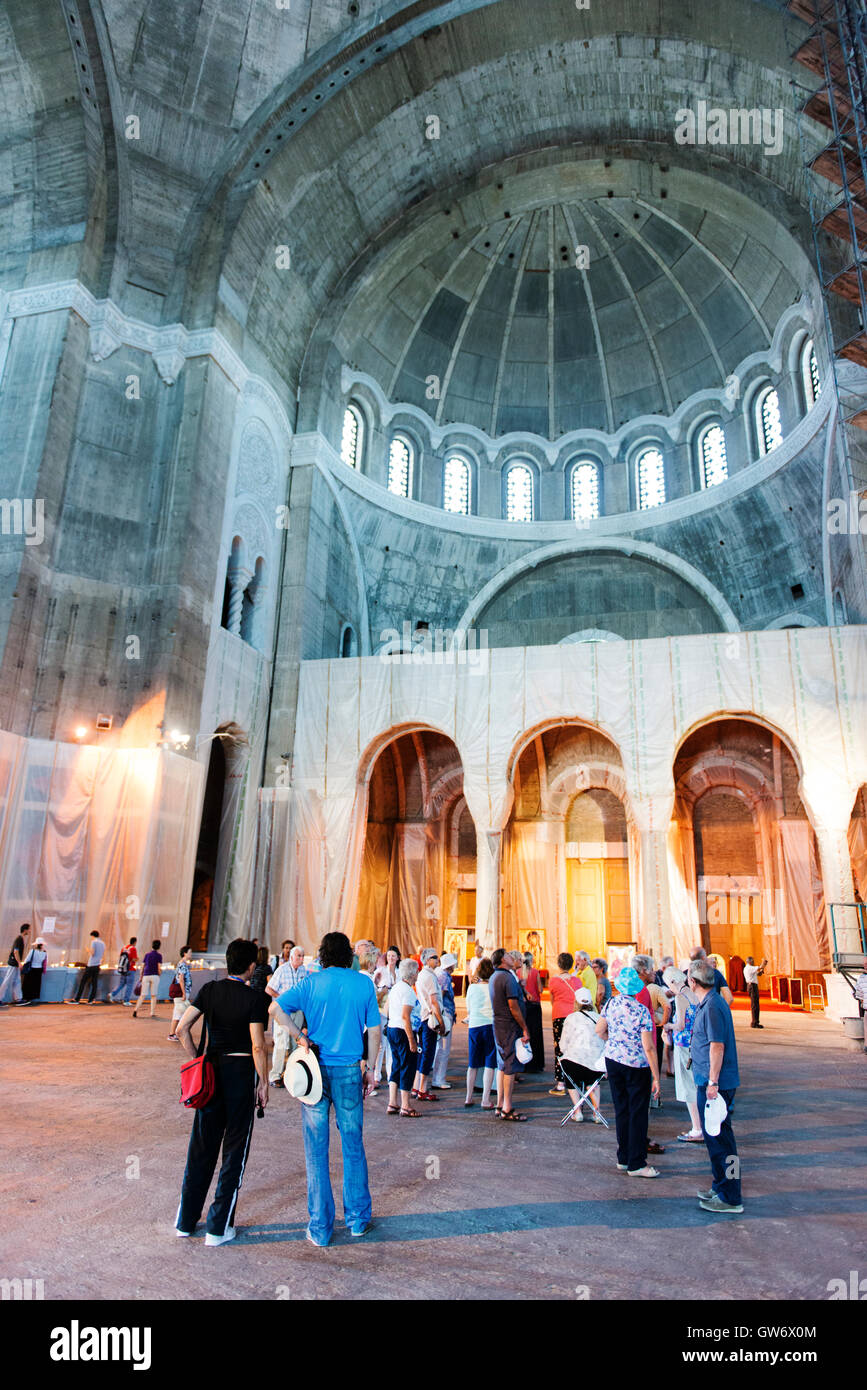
[631,794,676,962]
[475,828,503,950]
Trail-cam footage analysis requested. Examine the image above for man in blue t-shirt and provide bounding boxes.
[271,931,380,1247]
[689,958,742,1215]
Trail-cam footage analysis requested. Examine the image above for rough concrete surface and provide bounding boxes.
[0,1001,863,1302]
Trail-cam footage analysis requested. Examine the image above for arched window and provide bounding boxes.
[340,624,357,657]
[756,386,782,456]
[341,403,364,470]
[387,433,413,498]
[801,338,821,409]
[505,462,534,521]
[833,589,848,626]
[698,422,728,489]
[636,447,666,510]
[443,452,471,515]
[569,459,600,521]
[240,557,264,650]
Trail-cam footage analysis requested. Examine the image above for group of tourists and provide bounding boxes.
[165,930,746,1249]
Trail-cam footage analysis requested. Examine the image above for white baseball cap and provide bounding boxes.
[704,1092,728,1137]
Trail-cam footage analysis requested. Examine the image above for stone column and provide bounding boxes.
[226,561,252,637]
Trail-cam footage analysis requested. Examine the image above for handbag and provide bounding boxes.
[179,1017,215,1109]
[169,978,183,999]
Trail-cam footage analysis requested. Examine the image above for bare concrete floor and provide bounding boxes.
[0,1000,864,1301]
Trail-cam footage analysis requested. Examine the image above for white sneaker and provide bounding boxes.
[592,1111,605,1124]
[176,1228,193,1238]
[570,1110,584,1122]
[432,1083,452,1090]
[204,1227,236,1247]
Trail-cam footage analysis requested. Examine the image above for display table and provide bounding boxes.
[38,964,226,1003]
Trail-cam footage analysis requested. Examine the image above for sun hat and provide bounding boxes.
[662,966,686,988]
[284,1045,323,1105]
[574,987,594,1006]
[440,953,458,970]
[704,1092,728,1137]
[615,966,644,996]
[515,1037,533,1065]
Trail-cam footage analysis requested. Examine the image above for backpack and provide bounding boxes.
[674,988,697,1049]
[117,949,131,975]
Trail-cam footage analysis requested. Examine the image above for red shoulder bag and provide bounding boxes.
[180,1016,214,1109]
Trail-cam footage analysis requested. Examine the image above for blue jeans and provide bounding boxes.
[110,973,136,1003]
[697,1084,741,1205]
[301,1062,371,1244]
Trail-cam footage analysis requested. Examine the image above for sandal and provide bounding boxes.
[481,1103,496,1111]
[677,1132,704,1143]
[386,1105,400,1115]
[647,1142,666,1154]
[415,1091,439,1101]
[464,1100,475,1107]
[399,1107,422,1117]
[500,1110,528,1122]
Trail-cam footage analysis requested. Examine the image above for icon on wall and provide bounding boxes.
[517,929,546,969]
[442,928,468,974]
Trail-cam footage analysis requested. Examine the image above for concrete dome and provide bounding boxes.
[336,195,797,440]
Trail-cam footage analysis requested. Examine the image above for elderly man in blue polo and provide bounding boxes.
[688,956,743,1215]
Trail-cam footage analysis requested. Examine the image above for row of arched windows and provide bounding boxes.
[340,341,820,521]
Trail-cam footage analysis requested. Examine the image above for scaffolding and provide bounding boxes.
[787,0,867,616]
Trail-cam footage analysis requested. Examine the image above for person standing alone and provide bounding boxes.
[744,956,767,1028]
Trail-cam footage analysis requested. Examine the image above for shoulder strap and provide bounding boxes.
[196,1013,209,1058]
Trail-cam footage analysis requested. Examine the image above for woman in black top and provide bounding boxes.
[175,939,268,1245]
[250,946,272,995]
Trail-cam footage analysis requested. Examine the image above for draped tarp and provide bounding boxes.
[503,820,562,947]
[848,815,867,901]
[780,819,830,970]
[0,732,202,962]
[667,796,701,966]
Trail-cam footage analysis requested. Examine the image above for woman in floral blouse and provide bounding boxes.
[595,966,660,1177]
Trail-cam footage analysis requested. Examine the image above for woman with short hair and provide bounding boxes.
[167,944,194,1042]
[518,952,545,1073]
[387,958,422,1117]
[665,965,703,1143]
[464,957,497,1110]
[548,952,581,1096]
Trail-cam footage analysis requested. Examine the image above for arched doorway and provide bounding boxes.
[504,724,634,969]
[188,738,226,950]
[353,729,475,962]
[673,717,829,987]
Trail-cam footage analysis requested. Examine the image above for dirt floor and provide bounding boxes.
[0,998,864,1301]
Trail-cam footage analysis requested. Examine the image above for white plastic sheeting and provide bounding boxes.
[0,732,202,961]
[272,628,867,957]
